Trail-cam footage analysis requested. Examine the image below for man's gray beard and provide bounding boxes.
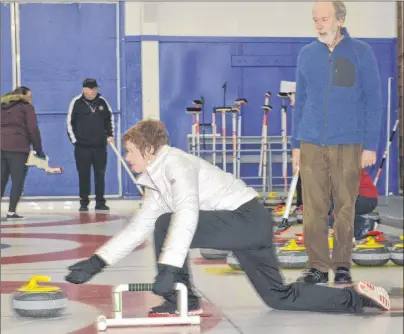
[318,29,338,45]
[318,33,337,45]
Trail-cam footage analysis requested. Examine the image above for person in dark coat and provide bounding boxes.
[66,79,115,211]
[1,86,45,220]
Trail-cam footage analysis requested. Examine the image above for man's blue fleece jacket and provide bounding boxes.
[291,27,383,151]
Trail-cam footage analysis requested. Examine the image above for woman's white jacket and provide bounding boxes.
[96,145,257,268]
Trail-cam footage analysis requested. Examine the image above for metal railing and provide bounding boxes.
[187,134,293,193]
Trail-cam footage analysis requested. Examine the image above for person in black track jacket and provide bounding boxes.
[66,78,114,212]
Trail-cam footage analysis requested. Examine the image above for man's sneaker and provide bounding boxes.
[334,267,353,284]
[6,213,25,220]
[297,268,329,284]
[95,204,109,211]
[79,206,88,212]
[148,299,203,317]
[355,281,390,311]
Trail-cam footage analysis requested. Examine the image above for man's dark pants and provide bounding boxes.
[154,198,363,313]
[74,144,107,207]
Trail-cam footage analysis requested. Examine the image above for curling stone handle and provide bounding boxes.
[27,276,51,287]
[17,275,60,293]
[31,275,51,282]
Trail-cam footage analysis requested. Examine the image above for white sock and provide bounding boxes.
[8,212,15,215]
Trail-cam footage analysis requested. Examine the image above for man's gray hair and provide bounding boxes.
[333,1,347,21]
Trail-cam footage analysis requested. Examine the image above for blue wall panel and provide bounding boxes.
[1,3,12,94]
[159,42,241,153]
[17,3,120,197]
[158,37,399,194]
[122,40,143,197]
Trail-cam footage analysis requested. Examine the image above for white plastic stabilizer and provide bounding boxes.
[97,282,201,331]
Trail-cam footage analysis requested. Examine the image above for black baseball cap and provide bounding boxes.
[83,78,99,89]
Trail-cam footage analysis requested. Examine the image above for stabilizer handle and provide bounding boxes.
[128,283,153,292]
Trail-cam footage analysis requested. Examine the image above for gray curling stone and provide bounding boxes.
[390,237,403,266]
[263,192,285,207]
[256,193,265,205]
[277,239,308,269]
[12,276,67,318]
[364,210,380,222]
[226,252,242,270]
[264,198,284,207]
[351,238,390,267]
[271,210,297,226]
[200,248,229,260]
[13,291,67,317]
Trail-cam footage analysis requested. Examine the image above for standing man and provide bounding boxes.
[66,78,115,211]
[286,1,383,284]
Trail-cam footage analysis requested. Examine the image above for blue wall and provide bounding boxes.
[3,3,121,197]
[1,3,12,94]
[154,36,400,195]
[121,39,143,197]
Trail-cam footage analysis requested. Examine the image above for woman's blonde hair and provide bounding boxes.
[123,119,169,156]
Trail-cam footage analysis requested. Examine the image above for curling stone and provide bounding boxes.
[226,252,242,270]
[277,239,308,269]
[351,237,390,267]
[256,193,265,205]
[200,248,229,260]
[365,231,393,250]
[13,276,68,318]
[390,236,404,266]
[264,192,284,207]
[271,205,297,225]
[363,210,380,223]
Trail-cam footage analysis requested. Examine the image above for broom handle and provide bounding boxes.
[109,142,144,196]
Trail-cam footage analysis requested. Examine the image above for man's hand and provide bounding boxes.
[292,148,300,173]
[107,136,115,145]
[361,150,377,168]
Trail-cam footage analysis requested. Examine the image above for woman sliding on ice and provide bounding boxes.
[65,119,390,316]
